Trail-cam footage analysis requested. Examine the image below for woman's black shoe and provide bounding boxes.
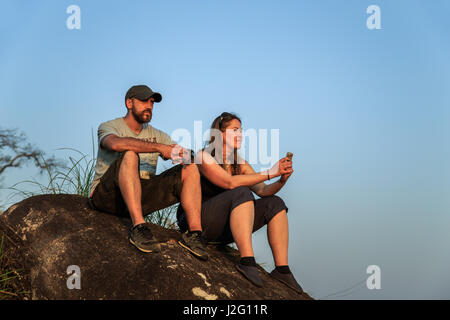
[269,269,304,294]
[235,262,263,288]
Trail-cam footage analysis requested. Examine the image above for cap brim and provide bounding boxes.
[133,92,162,103]
[149,92,162,103]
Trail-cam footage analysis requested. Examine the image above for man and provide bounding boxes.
[89,84,208,260]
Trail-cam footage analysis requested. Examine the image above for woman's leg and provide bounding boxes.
[253,196,303,292]
[252,196,290,266]
[178,186,256,257]
[267,209,289,266]
[229,200,255,258]
[225,188,261,287]
[178,186,255,243]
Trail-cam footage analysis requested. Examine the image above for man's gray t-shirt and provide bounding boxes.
[90,117,175,197]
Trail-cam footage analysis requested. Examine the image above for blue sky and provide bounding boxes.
[1,0,449,299]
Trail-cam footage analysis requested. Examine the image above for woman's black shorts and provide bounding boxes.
[177,186,289,244]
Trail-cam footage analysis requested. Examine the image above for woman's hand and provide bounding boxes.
[279,169,294,183]
[268,157,293,179]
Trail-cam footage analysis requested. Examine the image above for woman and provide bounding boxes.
[177,112,303,293]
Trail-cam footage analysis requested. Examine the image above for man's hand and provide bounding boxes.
[159,144,181,163]
[170,144,185,164]
[160,144,193,164]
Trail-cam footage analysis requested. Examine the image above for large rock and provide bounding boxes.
[0,194,312,300]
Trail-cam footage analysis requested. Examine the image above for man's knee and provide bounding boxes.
[122,150,139,161]
[119,151,139,168]
[116,151,140,185]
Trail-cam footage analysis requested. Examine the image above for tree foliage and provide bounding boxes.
[0,127,63,178]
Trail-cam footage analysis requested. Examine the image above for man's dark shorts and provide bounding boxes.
[90,151,183,217]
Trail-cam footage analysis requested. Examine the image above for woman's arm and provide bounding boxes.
[242,160,293,197]
[196,151,289,190]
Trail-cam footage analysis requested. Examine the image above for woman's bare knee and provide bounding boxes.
[181,163,200,181]
[270,209,288,223]
[231,200,255,215]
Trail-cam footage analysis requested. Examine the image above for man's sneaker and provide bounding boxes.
[235,262,263,288]
[129,223,161,253]
[178,231,209,261]
[269,269,304,294]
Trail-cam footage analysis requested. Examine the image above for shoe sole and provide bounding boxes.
[129,238,160,253]
[270,274,304,294]
[178,240,208,261]
[235,264,263,288]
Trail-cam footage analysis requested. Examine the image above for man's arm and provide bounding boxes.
[101,134,174,159]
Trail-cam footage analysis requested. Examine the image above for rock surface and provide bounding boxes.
[0,194,312,300]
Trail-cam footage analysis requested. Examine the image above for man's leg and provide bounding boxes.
[177,163,209,260]
[117,151,161,253]
[179,163,202,232]
[116,155,207,259]
[117,151,145,227]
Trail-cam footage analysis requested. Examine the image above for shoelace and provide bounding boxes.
[135,224,154,240]
[190,232,207,246]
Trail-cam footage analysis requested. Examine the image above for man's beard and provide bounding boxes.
[131,103,152,124]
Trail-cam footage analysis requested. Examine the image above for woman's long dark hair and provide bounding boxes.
[204,112,242,176]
